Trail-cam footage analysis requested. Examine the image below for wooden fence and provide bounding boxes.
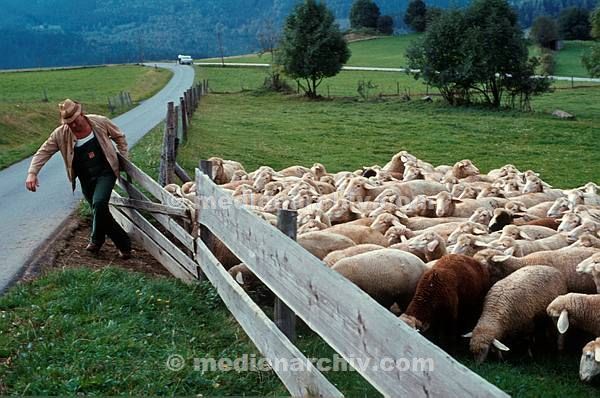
[107,81,510,397]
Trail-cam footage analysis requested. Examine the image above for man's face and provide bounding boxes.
[67,114,89,133]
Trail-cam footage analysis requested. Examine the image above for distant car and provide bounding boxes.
[177,55,193,65]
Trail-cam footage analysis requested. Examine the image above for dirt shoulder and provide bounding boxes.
[18,212,169,286]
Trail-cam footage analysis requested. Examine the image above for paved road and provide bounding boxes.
[196,62,600,82]
[0,63,195,293]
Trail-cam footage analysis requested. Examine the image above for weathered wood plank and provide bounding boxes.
[110,192,198,278]
[118,153,186,208]
[110,206,196,284]
[175,162,192,183]
[116,178,194,252]
[195,239,343,398]
[109,196,189,217]
[195,171,508,398]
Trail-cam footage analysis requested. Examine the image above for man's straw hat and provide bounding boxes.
[59,99,82,124]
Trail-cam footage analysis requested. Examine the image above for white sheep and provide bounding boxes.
[322,224,389,247]
[384,225,417,245]
[297,231,356,260]
[465,265,568,363]
[576,253,600,293]
[407,231,447,262]
[332,248,427,308]
[323,244,385,267]
[488,234,570,257]
[547,293,600,337]
[580,338,600,383]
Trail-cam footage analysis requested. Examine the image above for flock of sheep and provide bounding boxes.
[165,152,600,384]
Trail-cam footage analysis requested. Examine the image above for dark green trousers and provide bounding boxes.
[79,173,131,251]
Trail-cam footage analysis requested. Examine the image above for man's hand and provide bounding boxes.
[25,173,39,192]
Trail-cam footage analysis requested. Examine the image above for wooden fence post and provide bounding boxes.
[158,102,176,186]
[275,209,297,342]
[180,96,188,141]
[186,89,193,118]
[197,159,215,280]
[173,105,180,159]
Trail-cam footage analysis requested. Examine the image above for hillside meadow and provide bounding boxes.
[0,65,172,170]
[201,34,597,78]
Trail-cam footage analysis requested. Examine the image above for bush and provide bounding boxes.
[539,50,555,75]
[404,0,427,32]
[350,0,381,29]
[558,7,591,40]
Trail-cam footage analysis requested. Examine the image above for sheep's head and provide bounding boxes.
[441,175,459,191]
[487,237,517,255]
[523,177,544,194]
[370,213,403,234]
[229,263,259,290]
[580,338,600,382]
[448,222,488,245]
[567,220,599,243]
[500,225,534,240]
[399,314,427,331]
[453,159,480,179]
[489,208,521,232]
[567,190,585,208]
[342,177,376,202]
[547,197,570,218]
[451,234,489,256]
[571,233,600,249]
[263,181,285,197]
[385,225,414,245]
[557,212,582,233]
[311,163,326,179]
[403,195,432,217]
[325,199,364,224]
[547,294,575,334]
[403,166,423,181]
[458,186,479,199]
[408,231,443,255]
[465,327,510,365]
[164,183,180,195]
[450,183,466,198]
[231,170,249,182]
[434,191,461,217]
[298,219,329,234]
[576,253,600,275]
[253,170,274,191]
[583,182,600,195]
[469,207,493,226]
[478,186,505,199]
[369,202,408,221]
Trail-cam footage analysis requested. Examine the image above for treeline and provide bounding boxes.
[510,0,597,27]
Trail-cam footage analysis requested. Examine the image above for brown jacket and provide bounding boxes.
[28,114,129,190]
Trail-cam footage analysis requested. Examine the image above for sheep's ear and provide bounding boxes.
[519,231,534,240]
[452,198,463,203]
[557,309,570,334]
[492,339,510,352]
[427,240,439,252]
[235,272,245,285]
[395,210,409,220]
[595,346,600,362]
[349,204,363,215]
[492,255,511,262]
[475,241,490,248]
[401,235,409,243]
[473,227,487,235]
[400,155,409,163]
[513,212,528,218]
[364,182,378,190]
[392,218,403,227]
[462,332,473,338]
[503,247,515,256]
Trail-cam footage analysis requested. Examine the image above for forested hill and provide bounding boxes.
[0,0,595,69]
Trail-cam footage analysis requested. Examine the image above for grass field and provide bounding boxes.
[201,34,596,78]
[0,65,172,170]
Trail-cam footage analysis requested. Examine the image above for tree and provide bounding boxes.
[406,0,550,108]
[350,0,381,29]
[404,0,427,32]
[592,6,600,39]
[278,0,350,98]
[558,7,591,40]
[377,15,394,35]
[582,45,600,76]
[530,16,560,49]
[426,7,443,26]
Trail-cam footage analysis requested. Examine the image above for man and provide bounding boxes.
[25,99,132,259]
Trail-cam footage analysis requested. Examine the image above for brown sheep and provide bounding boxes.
[399,254,491,343]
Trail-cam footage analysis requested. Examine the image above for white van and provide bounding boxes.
[177,55,193,65]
